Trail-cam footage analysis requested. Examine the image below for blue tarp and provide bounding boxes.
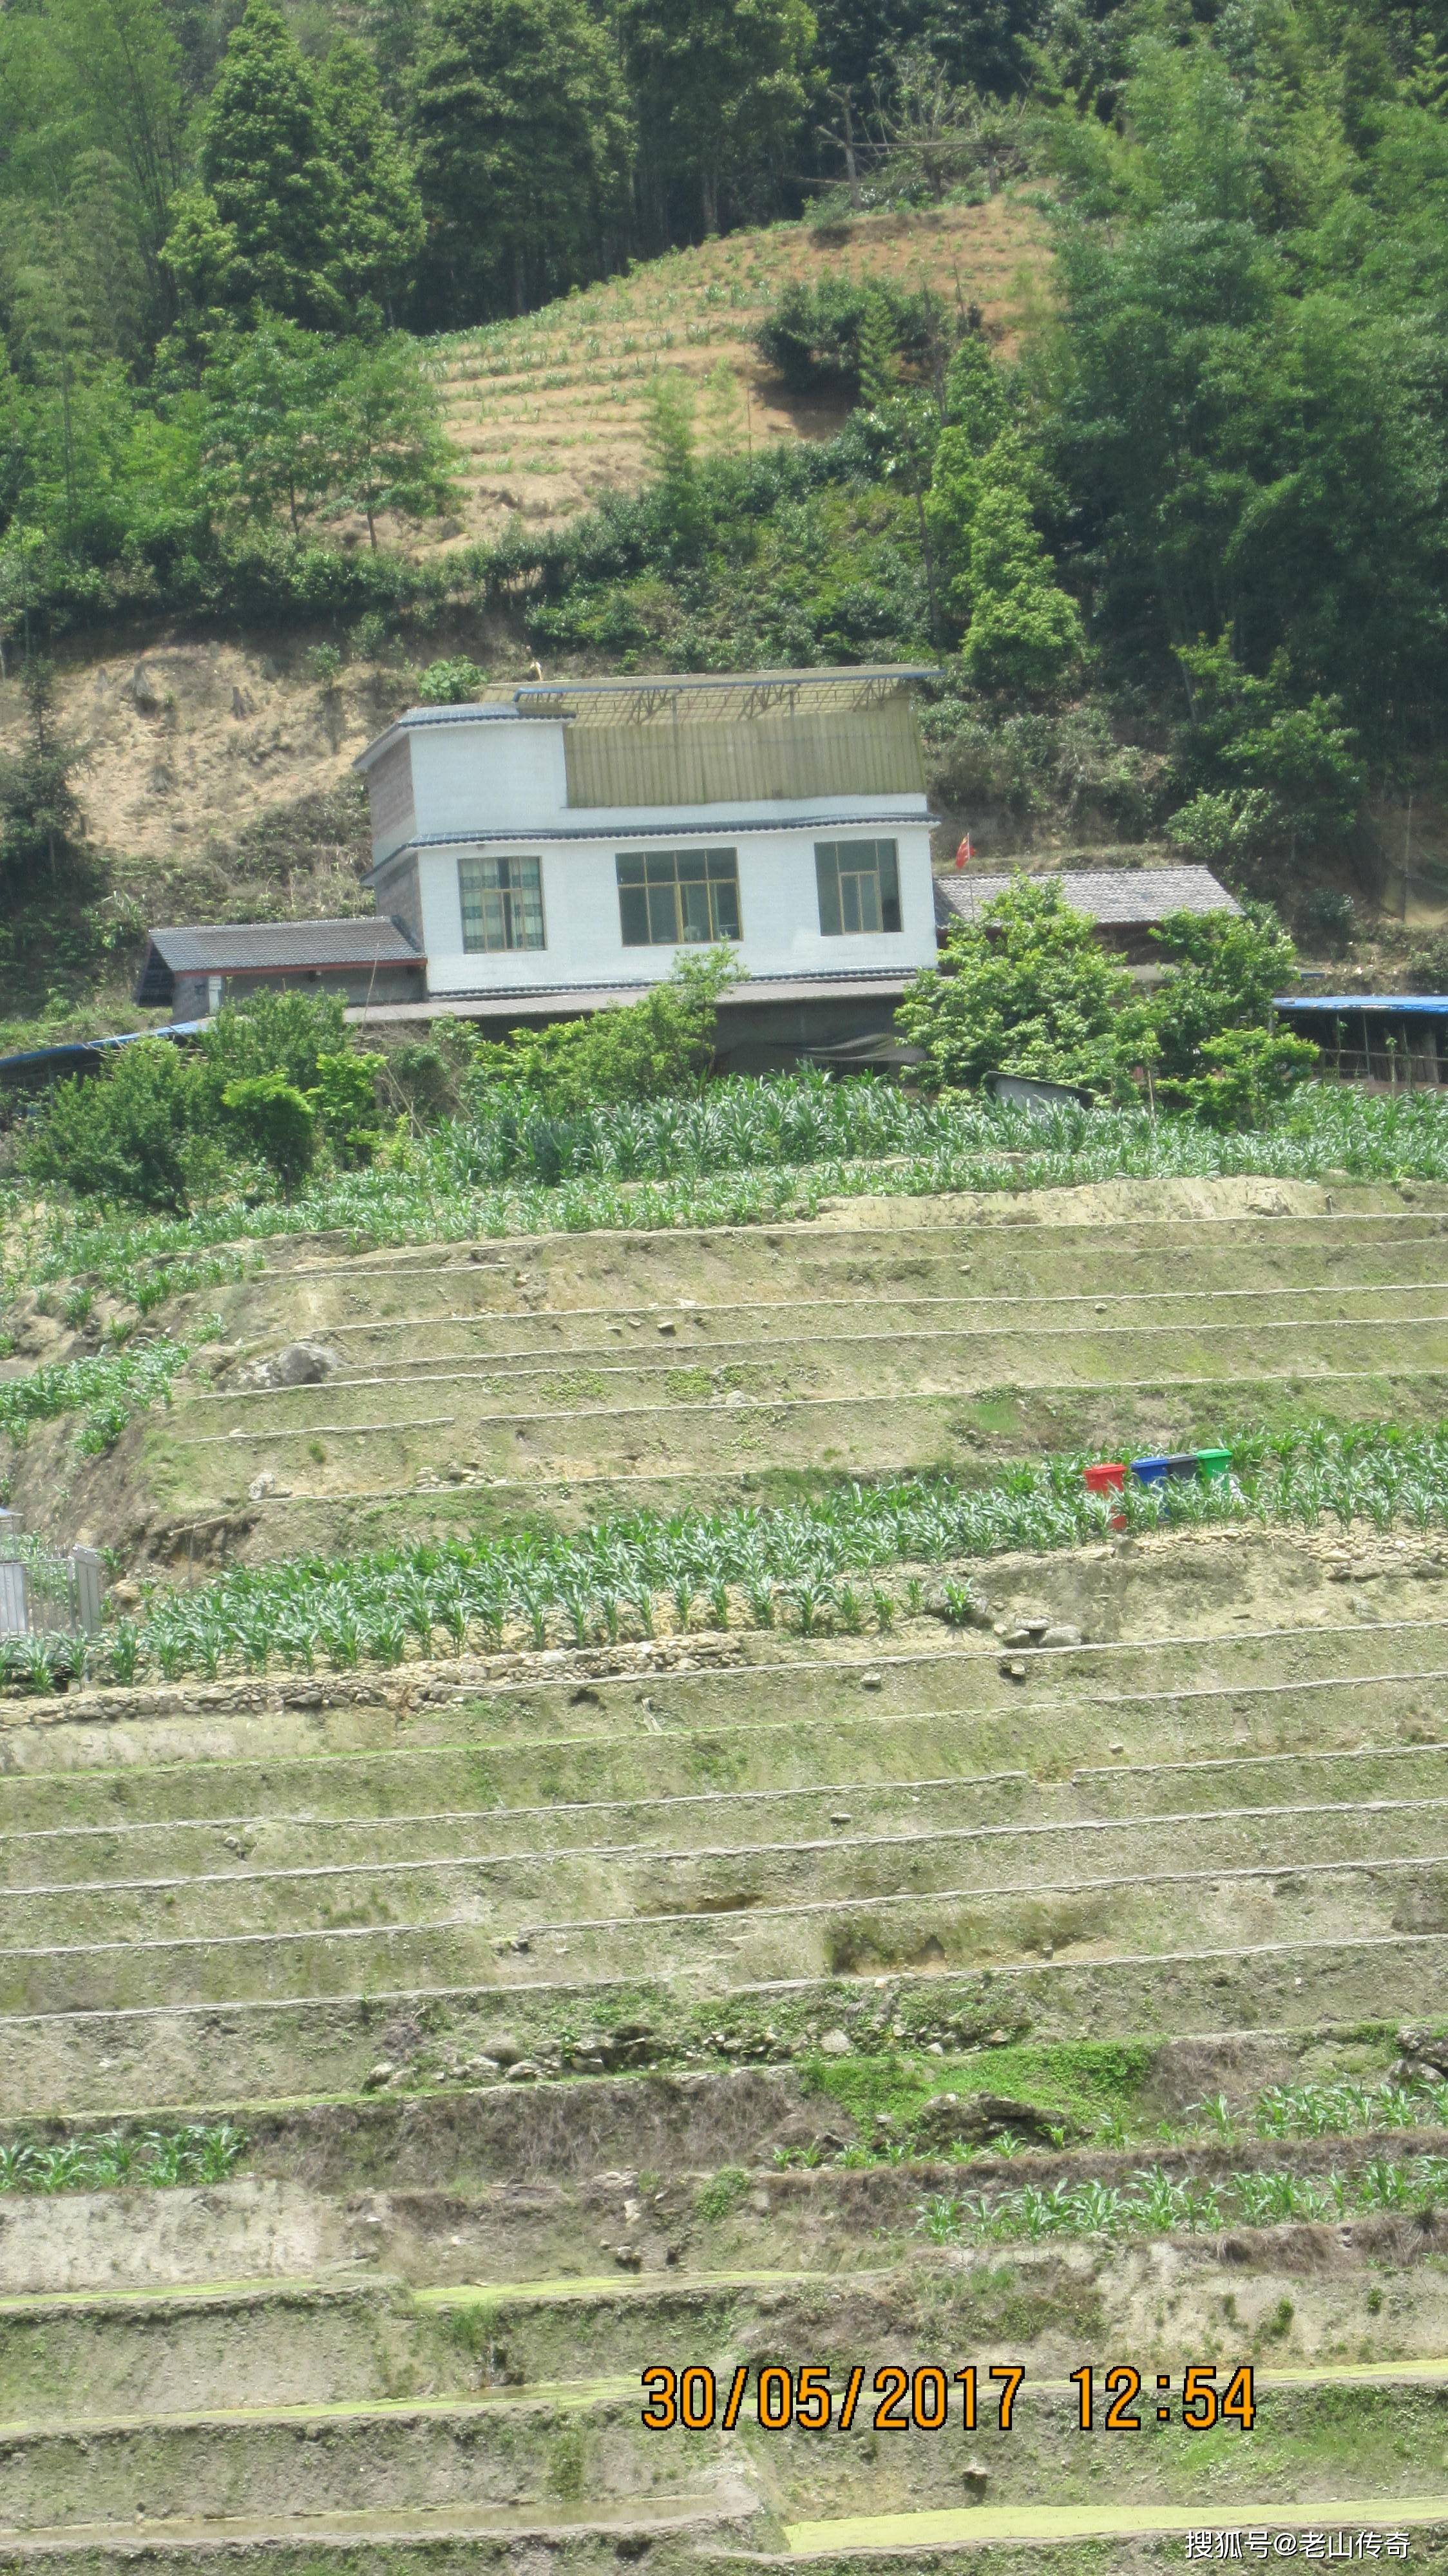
[1274,994,1448,1015]
[0,1021,203,1079]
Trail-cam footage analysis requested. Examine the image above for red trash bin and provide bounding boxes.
[1084,1461,1127,1531]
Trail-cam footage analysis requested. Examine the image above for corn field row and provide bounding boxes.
[0,1340,190,1456]
[6,1421,1448,1691]
[0,2124,247,2195]
[917,2154,1448,2244]
[12,1075,1448,1313]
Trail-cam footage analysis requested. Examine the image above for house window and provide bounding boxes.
[617,848,741,946]
[459,854,546,952]
[815,838,902,936]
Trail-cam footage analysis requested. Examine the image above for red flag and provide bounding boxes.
[954,834,973,870]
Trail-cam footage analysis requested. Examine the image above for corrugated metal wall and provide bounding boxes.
[564,700,925,809]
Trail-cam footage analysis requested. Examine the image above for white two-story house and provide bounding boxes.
[352,666,940,1066]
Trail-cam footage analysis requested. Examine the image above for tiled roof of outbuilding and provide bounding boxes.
[933,866,1239,929]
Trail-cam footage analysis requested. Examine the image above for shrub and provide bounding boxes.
[1159,1026,1320,1130]
[22,1041,205,1213]
[221,1073,317,1189]
[466,951,734,1113]
[1148,904,1299,1081]
[198,987,349,1102]
[415,656,487,705]
[381,1020,480,1121]
[753,276,951,395]
[1296,886,1356,955]
[1405,931,1448,995]
[310,1048,385,1162]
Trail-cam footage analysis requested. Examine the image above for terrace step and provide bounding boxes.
[19,1187,1448,2552]
[301,1274,1448,1365]
[0,2378,696,2535]
[9,2131,1448,2294]
[5,1930,1448,2116]
[0,2490,763,2573]
[184,1317,1448,1429]
[7,1671,1448,1830]
[10,1739,1448,1886]
[8,2242,1448,2423]
[226,1206,1448,1332]
[13,2367,1447,2539]
[1,1792,1440,1953]
[14,1594,1448,1794]
[5,2356,1448,2541]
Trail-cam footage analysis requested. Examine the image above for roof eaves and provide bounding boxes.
[365,813,938,882]
[353,703,570,773]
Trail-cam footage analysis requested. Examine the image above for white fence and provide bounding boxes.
[0,1539,106,1639]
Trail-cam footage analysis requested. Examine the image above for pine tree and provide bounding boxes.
[327,335,457,545]
[316,41,424,323]
[176,0,344,328]
[411,0,635,325]
[855,292,900,409]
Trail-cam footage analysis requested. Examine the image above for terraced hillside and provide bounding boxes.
[432,196,1049,547]
[86,1174,1448,1564]
[9,1180,1448,2568]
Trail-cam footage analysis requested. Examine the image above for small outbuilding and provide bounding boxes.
[135,918,425,1019]
[934,865,1240,963]
[1272,992,1448,1086]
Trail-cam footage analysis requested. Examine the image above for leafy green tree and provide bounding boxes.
[1176,639,1363,838]
[200,320,453,544]
[309,1048,385,1162]
[641,371,705,552]
[467,951,733,1111]
[753,276,949,395]
[928,412,1083,690]
[1042,37,1448,728]
[1148,903,1299,1082]
[165,0,343,333]
[812,0,1040,100]
[200,318,345,533]
[941,330,1007,451]
[0,0,186,349]
[325,334,457,546]
[1163,641,1363,895]
[416,656,487,703]
[1161,1024,1319,1129]
[958,479,1085,691]
[0,659,111,1004]
[315,40,424,323]
[198,985,348,1101]
[897,875,1149,1095]
[221,1071,316,1189]
[411,0,635,324]
[618,0,815,241]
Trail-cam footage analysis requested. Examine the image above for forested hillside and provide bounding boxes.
[3,0,1448,1018]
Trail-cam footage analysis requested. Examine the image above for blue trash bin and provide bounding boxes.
[1130,1455,1171,1488]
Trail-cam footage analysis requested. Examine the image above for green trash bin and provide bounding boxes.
[1196,1447,1232,1482]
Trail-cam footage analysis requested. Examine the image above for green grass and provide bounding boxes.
[804,2038,1158,2141]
